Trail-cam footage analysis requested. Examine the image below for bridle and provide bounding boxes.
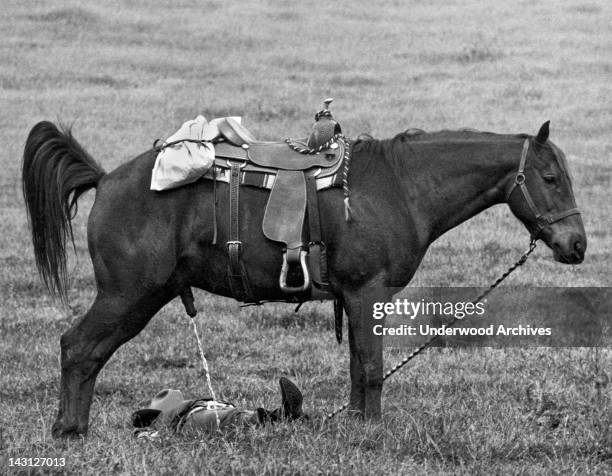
[506,139,581,240]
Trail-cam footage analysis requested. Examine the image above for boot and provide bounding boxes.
[256,377,307,424]
[279,377,304,420]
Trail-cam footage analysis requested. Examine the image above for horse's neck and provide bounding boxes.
[400,138,521,243]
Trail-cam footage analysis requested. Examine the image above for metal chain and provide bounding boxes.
[325,238,538,420]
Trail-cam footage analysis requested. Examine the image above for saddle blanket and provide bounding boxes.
[150,115,242,191]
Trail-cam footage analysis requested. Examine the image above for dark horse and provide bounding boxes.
[22,120,585,438]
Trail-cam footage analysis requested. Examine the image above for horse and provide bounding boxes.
[22,120,586,438]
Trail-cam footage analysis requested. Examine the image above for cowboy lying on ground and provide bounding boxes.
[132,377,306,437]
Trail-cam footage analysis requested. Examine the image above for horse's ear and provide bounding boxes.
[535,121,550,143]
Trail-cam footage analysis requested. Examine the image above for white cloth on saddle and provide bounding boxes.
[150,115,242,191]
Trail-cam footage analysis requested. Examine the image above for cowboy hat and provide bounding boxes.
[132,389,192,428]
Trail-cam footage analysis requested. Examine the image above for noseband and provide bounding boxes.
[506,139,581,239]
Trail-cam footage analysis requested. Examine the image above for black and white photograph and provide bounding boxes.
[1,0,610,474]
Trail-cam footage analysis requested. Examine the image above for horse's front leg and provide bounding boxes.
[342,286,390,419]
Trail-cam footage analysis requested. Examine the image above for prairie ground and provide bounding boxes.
[0,0,610,474]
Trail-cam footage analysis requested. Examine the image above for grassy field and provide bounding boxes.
[1,0,610,474]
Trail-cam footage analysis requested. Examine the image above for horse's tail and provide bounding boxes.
[22,121,106,301]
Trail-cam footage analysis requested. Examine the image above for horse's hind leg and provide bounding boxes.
[52,290,171,438]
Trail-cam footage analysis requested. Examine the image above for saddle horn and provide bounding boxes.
[307,98,342,149]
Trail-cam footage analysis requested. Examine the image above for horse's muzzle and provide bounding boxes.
[552,231,586,264]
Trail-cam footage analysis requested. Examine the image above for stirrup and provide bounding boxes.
[279,250,310,293]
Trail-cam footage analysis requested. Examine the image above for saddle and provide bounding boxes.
[202,100,345,302]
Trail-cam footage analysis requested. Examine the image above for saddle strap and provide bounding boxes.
[227,162,254,302]
[305,173,330,290]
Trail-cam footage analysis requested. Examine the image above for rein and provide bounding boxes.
[189,318,222,429]
[506,139,581,240]
[325,238,538,420]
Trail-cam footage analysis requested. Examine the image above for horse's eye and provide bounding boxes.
[543,175,556,184]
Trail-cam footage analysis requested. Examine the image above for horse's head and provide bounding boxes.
[506,122,586,264]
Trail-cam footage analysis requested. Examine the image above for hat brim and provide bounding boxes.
[132,408,162,428]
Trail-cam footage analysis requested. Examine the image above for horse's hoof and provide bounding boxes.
[51,421,86,439]
[345,408,364,419]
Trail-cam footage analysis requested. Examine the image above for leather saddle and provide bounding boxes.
[205,117,345,298]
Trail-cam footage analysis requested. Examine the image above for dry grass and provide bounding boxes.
[0,0,610,474]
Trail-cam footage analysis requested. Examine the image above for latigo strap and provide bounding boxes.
[226,161,254,302]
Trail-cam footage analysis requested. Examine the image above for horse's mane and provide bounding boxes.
[352,128,532,173]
